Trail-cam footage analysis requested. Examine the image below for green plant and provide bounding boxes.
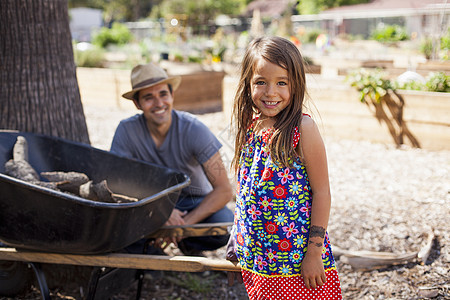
[206,45,227,62]
[425,72,450,92]
[173,52,184,62]
[440,29,450,51]
[346,68,393,102]
[394,80,423,91]
[347,68,421,148]
[440,29,450,60]
[303,56,314,65]
[371,25,409,43]
[92,22,133,48]
[420,38,434,59]
[300,28,323,44]
[394,72,449,93]
[73,47,105,68]
[138,40,153,63]
[188,55,203,63]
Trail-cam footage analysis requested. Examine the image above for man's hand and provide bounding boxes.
[157,209,188,249]
[165,208,187,226]
[154,237,176,250]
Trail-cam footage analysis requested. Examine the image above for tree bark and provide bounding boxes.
[0,0,90,144]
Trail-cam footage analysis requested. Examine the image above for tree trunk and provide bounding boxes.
[0,0,90,144]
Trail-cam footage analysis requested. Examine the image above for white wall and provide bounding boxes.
[69,7,103,42]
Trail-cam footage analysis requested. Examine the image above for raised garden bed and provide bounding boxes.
[223,75,449,151]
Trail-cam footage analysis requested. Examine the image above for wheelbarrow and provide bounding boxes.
[0,130,239,299]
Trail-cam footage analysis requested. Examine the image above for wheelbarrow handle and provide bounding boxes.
[0,247,241,273]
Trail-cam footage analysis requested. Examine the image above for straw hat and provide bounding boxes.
[122,63,181,100]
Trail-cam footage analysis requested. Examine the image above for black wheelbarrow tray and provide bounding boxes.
[0,130,191,255]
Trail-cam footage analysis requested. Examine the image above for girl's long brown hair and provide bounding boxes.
[231,36,307,173]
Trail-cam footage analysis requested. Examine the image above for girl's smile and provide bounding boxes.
[263,101,280,107]
[251,58,291,119]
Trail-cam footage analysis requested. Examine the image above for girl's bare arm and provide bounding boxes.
[298,116,331,289]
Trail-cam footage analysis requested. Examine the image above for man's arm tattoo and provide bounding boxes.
[310,225,325,238]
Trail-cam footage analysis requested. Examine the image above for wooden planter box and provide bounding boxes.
[171,71,225,113]
[307,87,450,151]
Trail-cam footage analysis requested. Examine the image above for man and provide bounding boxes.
[110,63,234,255]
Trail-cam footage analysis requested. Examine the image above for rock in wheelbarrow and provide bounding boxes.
[80,180,138,203]
[4,160,57,189]
[4,136,40,182]
[12,136,29,162]
[40,171,89,194]
[4,159,40,182]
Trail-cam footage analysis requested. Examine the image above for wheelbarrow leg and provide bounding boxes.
[86,267,102,300]
[87,267,140,300]
[135,238,151,300]
[135,272,144,300]
[29,262,51,300]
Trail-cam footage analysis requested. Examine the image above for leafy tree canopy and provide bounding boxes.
[69,0,161,22]
[69,0,245,23]
[151,0,245,29]
[298,0,370,15]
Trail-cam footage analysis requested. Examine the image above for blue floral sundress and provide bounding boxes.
[234,116,342,299]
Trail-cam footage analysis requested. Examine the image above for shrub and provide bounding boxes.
[346,68,392,102]
[74,46,105,68]
[394,72,449,93]
[395,80,423,91]
[188,55,203,63]
[440,29,450,60]
[92,23,133,48]
[440,29,450,51]
[299,28,323,44]
[420,38,434,59]
[303,56,314,65]
[424,72,450,92]
[371,25,409,43]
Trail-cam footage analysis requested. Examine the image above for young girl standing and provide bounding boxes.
[229,36,342,299]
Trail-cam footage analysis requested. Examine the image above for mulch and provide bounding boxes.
[2,109,448,300]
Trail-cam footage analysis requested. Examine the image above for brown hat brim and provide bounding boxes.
[122,76,182,100]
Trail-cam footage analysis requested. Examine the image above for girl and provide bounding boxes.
[228,36,342,299]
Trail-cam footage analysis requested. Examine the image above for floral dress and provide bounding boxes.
[234,117,342,299]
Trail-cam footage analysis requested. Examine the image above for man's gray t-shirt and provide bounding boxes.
[110,110,222,197]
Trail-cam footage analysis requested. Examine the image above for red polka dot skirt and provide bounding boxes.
[242,268,342,300]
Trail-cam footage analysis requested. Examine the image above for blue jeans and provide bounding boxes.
[176,195,234,251]
[126,195,234,254]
